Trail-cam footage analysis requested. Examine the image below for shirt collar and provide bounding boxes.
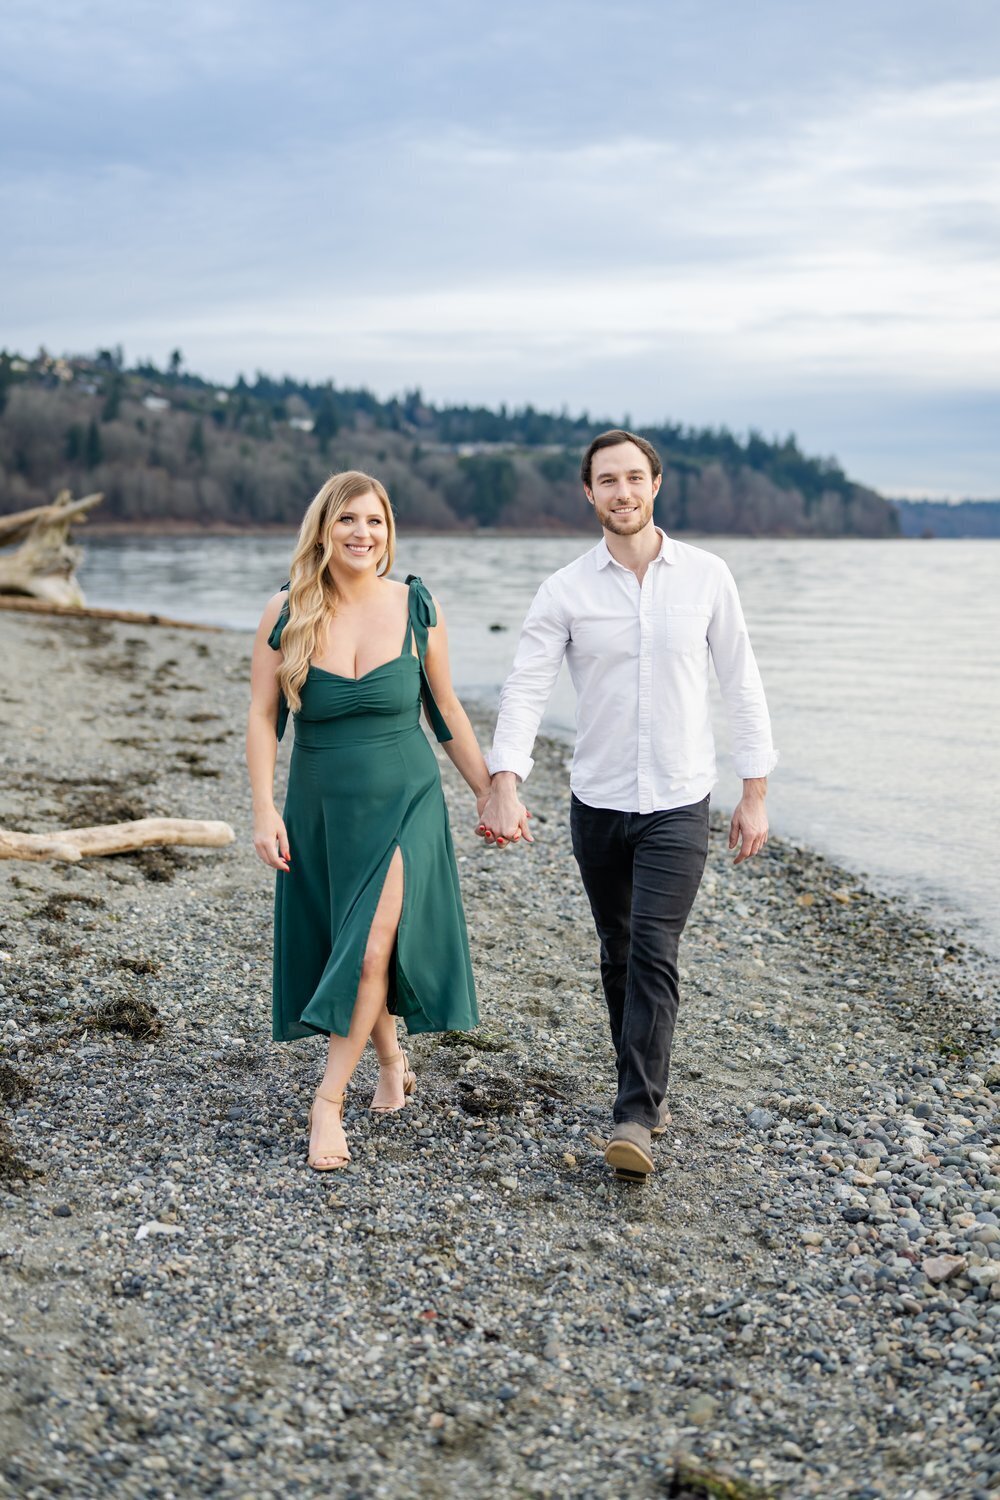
[595,526,676,570]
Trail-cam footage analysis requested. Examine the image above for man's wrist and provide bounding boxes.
[491,771,521,793]
[741,777,767,802]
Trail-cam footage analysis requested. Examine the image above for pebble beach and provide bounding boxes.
[1,609,998,1500]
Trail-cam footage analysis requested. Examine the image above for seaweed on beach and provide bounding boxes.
[64,789,149,826]
[120,845,198,883]
[83,994,163,1040]
[174,749,221,778]
[31,892,105,923]
[221,1046,264,1073]
[0,1119,29,1181]
[116,955,160,976]
[438,1026,510,1052]
[666,1460,775,1500]
[0,1062,31,1106]
[455,1075,519,1116]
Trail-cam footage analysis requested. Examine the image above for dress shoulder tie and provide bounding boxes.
[268,582,291,742]
[405,575,453,743]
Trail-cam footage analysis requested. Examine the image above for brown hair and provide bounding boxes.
[580,429,663,488]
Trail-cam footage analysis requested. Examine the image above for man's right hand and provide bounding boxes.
[476,773,534,848]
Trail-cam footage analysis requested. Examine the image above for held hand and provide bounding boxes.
[476,786,534,849]
[729,796,768,866]
[253,807,291,871]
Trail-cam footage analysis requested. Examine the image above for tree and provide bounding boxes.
[101,373,123,422]
[454,456,517,525]
[65,424,84,463]
[169,349,184,379]
[187,419,206,461]
[313,386,339,454]
[85,419,102,468]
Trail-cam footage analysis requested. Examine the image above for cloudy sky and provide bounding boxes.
[3,0,998,495]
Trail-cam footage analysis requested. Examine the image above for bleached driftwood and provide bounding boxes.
[0,596,220,631]
[0,818,235,864]
[0,490,103,607]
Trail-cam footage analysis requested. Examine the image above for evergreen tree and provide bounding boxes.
[85,418,102,468]
[101,373,123,422]
[456,456,517,525]
[65,424,84,463]
[313,386,339,453]
[187,419,206,461]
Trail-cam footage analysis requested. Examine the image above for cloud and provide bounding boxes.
[3,5,1000,491]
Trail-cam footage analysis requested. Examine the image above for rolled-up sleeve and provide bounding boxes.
[487,579,570,782]
[707,564,779,779]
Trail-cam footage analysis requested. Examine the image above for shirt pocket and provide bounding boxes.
[660,608,711,655]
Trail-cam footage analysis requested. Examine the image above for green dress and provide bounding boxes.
[269,576,478,1042]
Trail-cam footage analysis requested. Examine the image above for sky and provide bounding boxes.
[2,0,999,497]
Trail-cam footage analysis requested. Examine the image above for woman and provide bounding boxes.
[247,470,522,1170]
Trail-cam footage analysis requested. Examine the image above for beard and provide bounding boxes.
[598,500,653,534]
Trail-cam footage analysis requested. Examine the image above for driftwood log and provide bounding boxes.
[0,490,103,606]
[0,596,220,631]
[0,818,235,864]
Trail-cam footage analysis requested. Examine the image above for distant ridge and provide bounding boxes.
[1,347,898,536]
[892,499,1000,539]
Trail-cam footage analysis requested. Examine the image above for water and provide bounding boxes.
[77,534,1000,952]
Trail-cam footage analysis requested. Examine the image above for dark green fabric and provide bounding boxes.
[269,576,477,1041]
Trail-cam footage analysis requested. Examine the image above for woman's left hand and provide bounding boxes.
[476,787,533,848]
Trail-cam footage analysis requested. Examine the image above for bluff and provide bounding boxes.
[0,351,898,537]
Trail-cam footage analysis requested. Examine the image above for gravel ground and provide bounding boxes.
[0,610,998,1500]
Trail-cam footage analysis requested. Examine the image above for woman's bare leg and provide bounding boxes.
[309,850,404,1166]
[368,1003,409,1111]
[369,1001,411,1110]
[370,1005,399,1062]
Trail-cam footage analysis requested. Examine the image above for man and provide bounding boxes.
[477,430,777,1180]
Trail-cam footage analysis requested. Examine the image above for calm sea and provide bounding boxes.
[78,534,1000,954]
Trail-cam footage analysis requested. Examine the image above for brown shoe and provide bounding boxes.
[651,1099,672,1138]
[604,1122,654,1180]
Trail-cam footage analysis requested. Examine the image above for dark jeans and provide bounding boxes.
[570,792,710,1129]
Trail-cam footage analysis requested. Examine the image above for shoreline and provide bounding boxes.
[1,609,998,1498]
[68,521,945,541]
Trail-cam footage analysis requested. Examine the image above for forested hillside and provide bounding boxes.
[893,499,1000,538]
[0,349,899,536]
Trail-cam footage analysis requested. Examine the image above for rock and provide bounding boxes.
[135,1221,184,1241]
[747,1108,776,1131]
[921,1254,967,1283]
[686,1394,719,1426]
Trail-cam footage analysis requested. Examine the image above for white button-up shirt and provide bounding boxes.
[487,530,778,813]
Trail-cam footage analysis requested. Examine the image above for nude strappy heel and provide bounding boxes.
[306,1090,350,1170]
[369,1049,416,1113]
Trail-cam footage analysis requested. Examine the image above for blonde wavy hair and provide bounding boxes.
[276,471,396,711]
